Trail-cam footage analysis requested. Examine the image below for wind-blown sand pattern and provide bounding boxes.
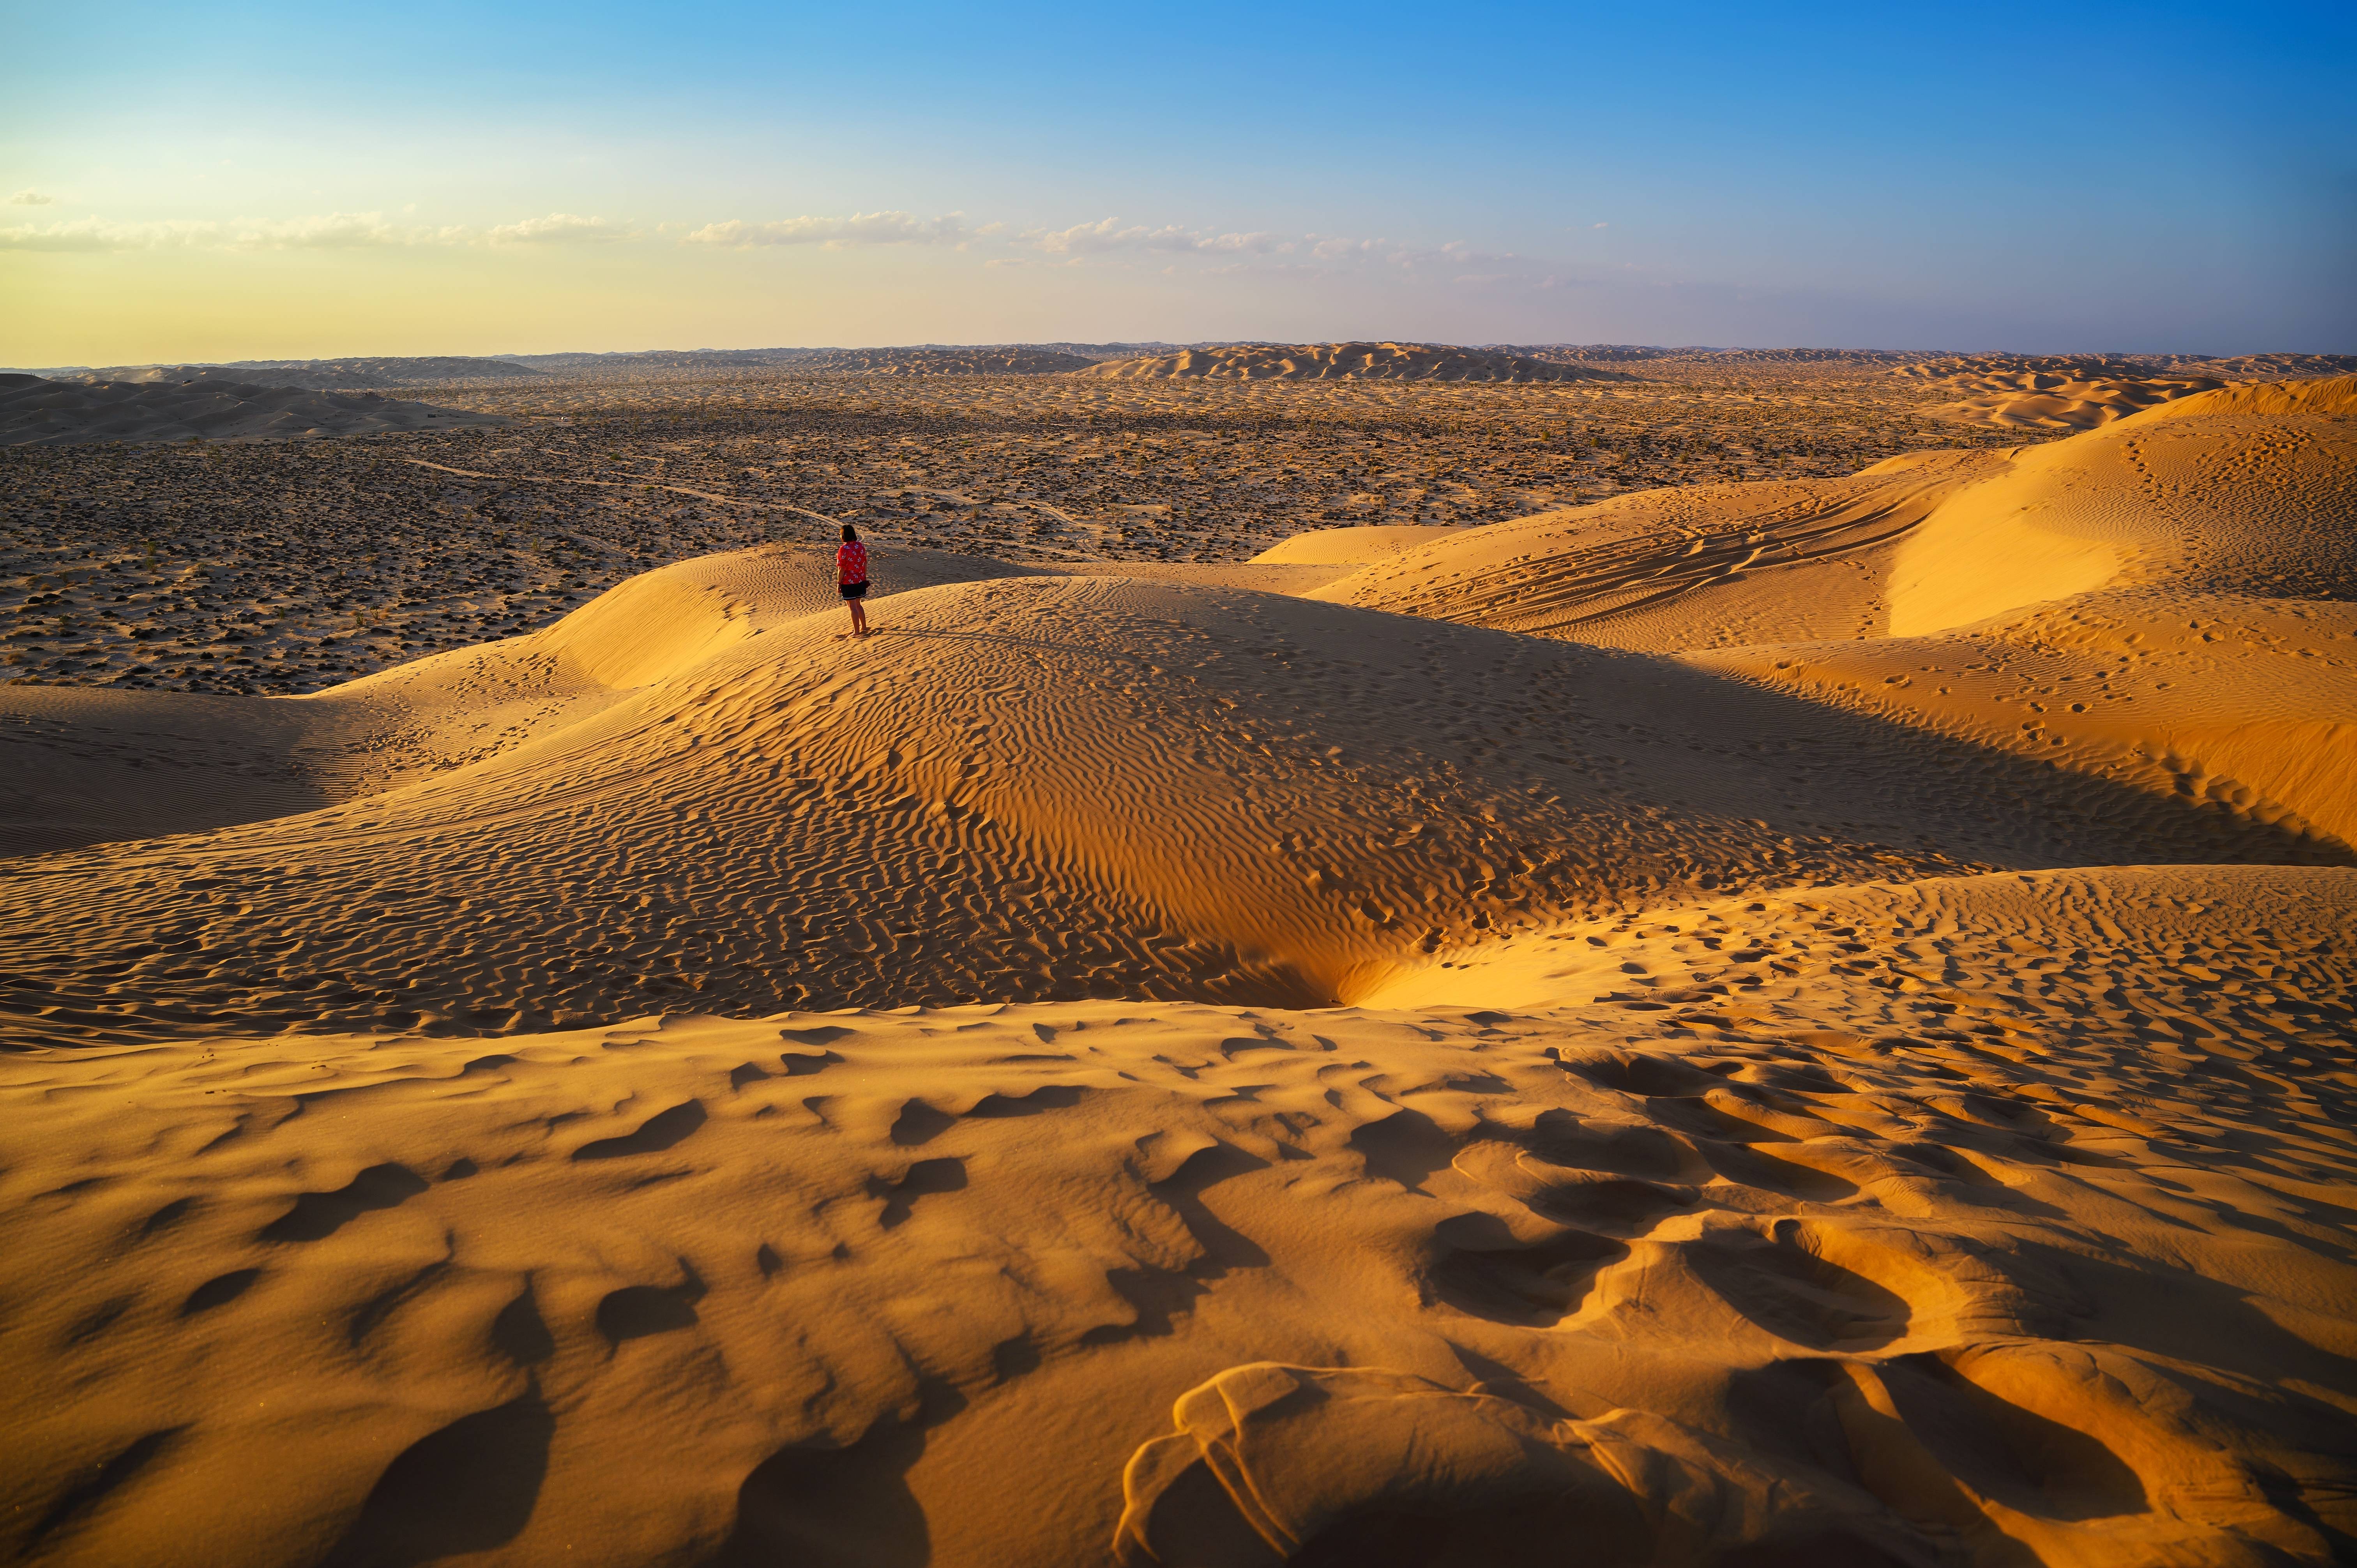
[0,374,507,447]
[1081,343,1634,383]
[4,365,2355,1566]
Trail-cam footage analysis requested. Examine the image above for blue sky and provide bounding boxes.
[4,0,2351,360]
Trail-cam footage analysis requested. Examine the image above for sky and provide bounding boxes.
[4,0,2353,364]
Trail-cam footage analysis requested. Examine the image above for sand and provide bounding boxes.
[792,348,1103,375]
[48,360,550,390]
[0,374,507,447]
[4,364,2355,1566]
[1080,343,1636,383]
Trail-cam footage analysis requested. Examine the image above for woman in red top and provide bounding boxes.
[836,523,870,637]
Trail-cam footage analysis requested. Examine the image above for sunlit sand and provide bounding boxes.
[4,350,2353,1565]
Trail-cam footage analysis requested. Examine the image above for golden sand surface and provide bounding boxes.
[3,362,2355,1567]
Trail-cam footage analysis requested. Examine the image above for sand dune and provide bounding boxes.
[1891,354,2167,382]
[794,347,1103,374]
[5,375,2355,1565]
[0,545,1048,856]
[1306,449,2004,646]
[1080,343,1635,383]
[2170,352,2357,381]
[60,358,546,390]
[1919,371,2224,431]
[0,374,507,445]
[1312,377,2357,853]
[1893,353,2229,430]
[25,563,2325,1046]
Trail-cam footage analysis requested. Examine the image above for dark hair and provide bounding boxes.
[840,523,859,542]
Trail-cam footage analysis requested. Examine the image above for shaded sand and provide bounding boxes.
[1080,343,1635,383]
[5,376,2356,1566]
[0,374,507,445]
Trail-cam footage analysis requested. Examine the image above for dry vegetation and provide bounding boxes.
[2,355,2031,694]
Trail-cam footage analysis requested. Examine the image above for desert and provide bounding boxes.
[1,331,2353,1568]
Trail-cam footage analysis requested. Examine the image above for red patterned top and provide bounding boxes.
[837,540,868,584]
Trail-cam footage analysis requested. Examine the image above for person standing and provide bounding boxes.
[837,523,870,637]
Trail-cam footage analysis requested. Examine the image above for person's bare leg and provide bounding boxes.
[851,599,869,637]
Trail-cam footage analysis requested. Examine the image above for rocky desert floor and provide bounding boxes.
[3,353,2354,1568]
[1,355,2036,696]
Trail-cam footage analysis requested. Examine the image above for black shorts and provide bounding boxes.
[839,580,869,600]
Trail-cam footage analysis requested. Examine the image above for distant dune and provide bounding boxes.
[1892,353,2167,382]
[794,346,1102,374]
[1892,354,2357,427]
[0,373,509,444]
[1922,370,2225,431]
[1080,341,1636,382]
[63,357,548,389]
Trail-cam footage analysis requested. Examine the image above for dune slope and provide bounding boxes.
[1311,377,2357,859]
[11,566,2338,1047]
[0,545,1048,856]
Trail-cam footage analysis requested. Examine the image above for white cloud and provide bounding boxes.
[241,212,447,248]
[1592,221,1609,229]
[1027,217,1290,256]
[0,217,216,251]
[683,211,970,248]
[485,212,634,245]
[9,190,57,206]
[0,212,472,252]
